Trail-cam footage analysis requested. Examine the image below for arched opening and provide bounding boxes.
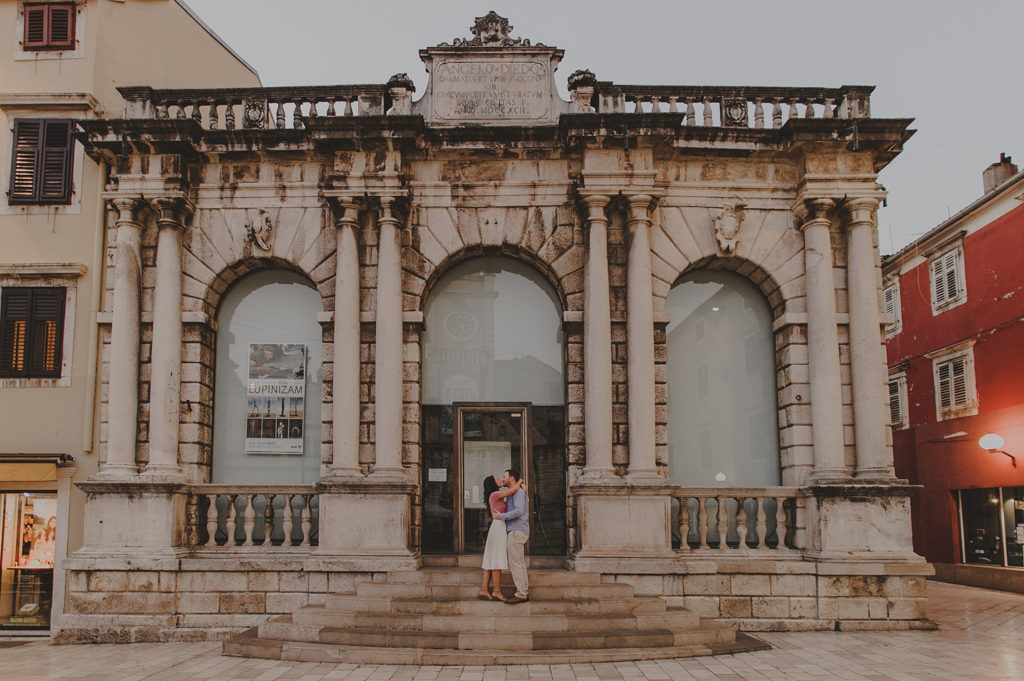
[211,269,323,484]
[665,270,780,486]
[420,256,566,555]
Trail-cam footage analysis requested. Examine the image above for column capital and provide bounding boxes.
[623,193,657,225]
[841,197,880,228]
[795,197,836,227]
[108,196,145,224]
[327,197,362,230]
[150,196,193,230]
[578,193,611,224]
[376,195,406,227]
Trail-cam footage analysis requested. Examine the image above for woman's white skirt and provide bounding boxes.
[481,518,508,570]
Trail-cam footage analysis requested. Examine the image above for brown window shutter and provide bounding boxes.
[46,4,75,49]
[1,289,33,376]
[29,288,65,376]
[10,119,43,203]
[23,6,48,49]
[39,120,74,203]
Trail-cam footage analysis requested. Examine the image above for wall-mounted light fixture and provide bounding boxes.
[979,433,1017,467]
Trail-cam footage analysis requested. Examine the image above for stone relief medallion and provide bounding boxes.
[721,98,749,127]
[245,209,275,251]
[713,204,745,256]
[444,310,479,342]
[243,98,268,129]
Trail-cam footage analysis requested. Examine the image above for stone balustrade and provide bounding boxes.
[591,85,872,127]
[671,487,805,552]
[186,485,319,550]
[118,85,390,130]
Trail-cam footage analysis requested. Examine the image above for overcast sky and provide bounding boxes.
[185,0,1024,253]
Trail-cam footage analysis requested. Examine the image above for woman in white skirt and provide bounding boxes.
[479,474,521,600]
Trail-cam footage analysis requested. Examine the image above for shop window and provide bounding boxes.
[883,281,901,336]
[211,270,322,484]
[665,270,780,486]
[23,3,75,50]
[0,287,65,378]
[888,373,907,429]
[8,119,74,205]
[930,244,966,313]
[957,487,1024,568]
[0,492,57,629]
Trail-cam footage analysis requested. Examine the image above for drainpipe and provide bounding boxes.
[81,160,107,453]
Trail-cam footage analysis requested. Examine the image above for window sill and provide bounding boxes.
[938,405,979,421]
[0,376,70,388]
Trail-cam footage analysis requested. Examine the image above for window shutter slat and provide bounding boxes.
[24,6,48,48]
[47,4,75,48]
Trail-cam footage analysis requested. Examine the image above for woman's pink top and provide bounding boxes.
[488,491,507,515]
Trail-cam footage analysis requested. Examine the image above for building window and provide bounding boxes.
[931,346,977,420]
[883,281,901,335]
[9,119,74,205]
[958,487,1024,568]
[0,287,65,378]
[22,3,75,51]
[930,244,966,313]
[888,373,907,429]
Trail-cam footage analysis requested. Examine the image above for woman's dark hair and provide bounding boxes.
[483,475,499,500]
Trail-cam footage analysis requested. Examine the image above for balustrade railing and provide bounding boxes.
[185,485,319,550]
[119,85,390,131]
[591,84,871,128]
[671,487,805,553]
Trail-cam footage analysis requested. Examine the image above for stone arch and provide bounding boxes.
[403,206,583,314]
[202,255,326,321]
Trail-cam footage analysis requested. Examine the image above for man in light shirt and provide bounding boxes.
[492,467,529,602]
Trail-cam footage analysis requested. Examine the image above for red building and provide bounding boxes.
[884,154,1024,591]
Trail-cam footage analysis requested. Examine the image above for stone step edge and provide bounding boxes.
[223,628,770,665]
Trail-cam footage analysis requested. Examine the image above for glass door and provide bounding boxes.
[457,405,528,554]
[1,492,57,629]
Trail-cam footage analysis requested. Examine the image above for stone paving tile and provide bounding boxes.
[2,582,1023,680]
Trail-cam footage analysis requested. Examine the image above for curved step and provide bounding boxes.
[318,594,668,616]
[224,627,771,665]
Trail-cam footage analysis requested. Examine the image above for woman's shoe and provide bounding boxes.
[478,591,494,600]
[491,590,508,602]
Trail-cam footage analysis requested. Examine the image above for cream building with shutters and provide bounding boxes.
[4,8,934,651]
[0,0,259,633]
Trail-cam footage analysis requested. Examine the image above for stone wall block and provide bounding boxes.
[204,572,248,592]
[68,571,88,592]
[818,576,850,598]
[127,572,161,592]
[790,597,818,619]
[682,596,720,617]
[837,597,870,620]
[770,574,816,596]
[751,596,790,619]
[266,592,310,612]
[887,598,928,620]
[219,593,266,614]
[309,573,328,593]
[684,574,731,595]
[177,592,220,614]
[246,572,280,592]
[88,571,128,592]
[720,596,752,618]
[731,574,771,596]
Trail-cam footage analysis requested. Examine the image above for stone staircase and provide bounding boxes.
[223,557,768,665]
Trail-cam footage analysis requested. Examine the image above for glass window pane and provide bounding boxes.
[1,492,57,629]
[665,270,780,486]
[960,488,1004,565]
[422,257,563,406]
[1004,486,1024,568]
[212,270,322,484]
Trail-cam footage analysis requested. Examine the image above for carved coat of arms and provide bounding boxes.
[713,204,746,256]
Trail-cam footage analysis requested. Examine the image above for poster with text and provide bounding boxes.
[246,343,306,454]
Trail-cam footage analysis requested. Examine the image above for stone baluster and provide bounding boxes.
[282,495,295,546]
[103,198,145,478]
[772,100,783,128]
[275,102,286,129]
[754,99,764,128]
[580,194,614,478]
[797,198,848,480]
[776,497,789,549]
[225,102,236,130]
[373,197,406,477]
[755,498,768,548]
[144,197,190,480]
[716,497,728,548]
[823,98,835,118]
[208,102,219,130]
[205,494,219,547]
[679,499,690,549]
[225,496,237,545]
[698,499,709,549]
[263,495,275,545]
[242,495,256,546]
[327,199,363,478]
[844,198,895,479]
[702,100,713,126]
[736,501,748,550]
[625,195,658,478]
[301,494,313,545]
[685,100,696,126]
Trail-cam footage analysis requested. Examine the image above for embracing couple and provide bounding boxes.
[478,468,529,603]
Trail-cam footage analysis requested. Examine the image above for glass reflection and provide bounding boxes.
[666,270,780,486]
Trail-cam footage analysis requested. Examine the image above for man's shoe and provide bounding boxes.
[504,595,529,604]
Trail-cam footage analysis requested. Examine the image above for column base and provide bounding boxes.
[807,468,851,483]
[805,482,923,561]
[75,480,187,560]
[855,467,896,481]
[315,478,416,564]
[139,465,185,482]
[572,480,675,560]
[91,464,141,480]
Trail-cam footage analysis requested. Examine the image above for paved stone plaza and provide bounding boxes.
[1,582,1021,680]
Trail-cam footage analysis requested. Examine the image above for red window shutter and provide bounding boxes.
[39,120,73,203]
[1,289,33,376]
[46,4,75,49]
[23,6,48,49]
[28,288,65,376]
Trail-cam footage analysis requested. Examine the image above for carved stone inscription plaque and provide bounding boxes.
[433,59,550,122]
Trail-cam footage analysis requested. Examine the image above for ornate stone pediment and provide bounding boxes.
[438,11,538,48]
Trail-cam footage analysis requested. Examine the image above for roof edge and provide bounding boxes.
[174,0,261,84]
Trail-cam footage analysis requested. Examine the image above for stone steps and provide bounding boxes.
[223,565,769,664]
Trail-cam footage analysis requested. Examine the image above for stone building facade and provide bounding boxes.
[58,14,931,642]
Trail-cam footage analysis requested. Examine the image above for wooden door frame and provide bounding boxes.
[452,402,531,554]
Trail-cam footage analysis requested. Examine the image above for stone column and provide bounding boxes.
[102,197,144,478]
[581,194,614,478]
[798,198,848,480]
[144,197,189,480]
[844,198,895,479]
[373,197,405,477]
[328,199,363,478]
[625,195,658,479]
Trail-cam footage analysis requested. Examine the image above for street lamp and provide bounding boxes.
[979,433,1017,467]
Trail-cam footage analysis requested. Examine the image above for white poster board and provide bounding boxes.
[246,343,306,455]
